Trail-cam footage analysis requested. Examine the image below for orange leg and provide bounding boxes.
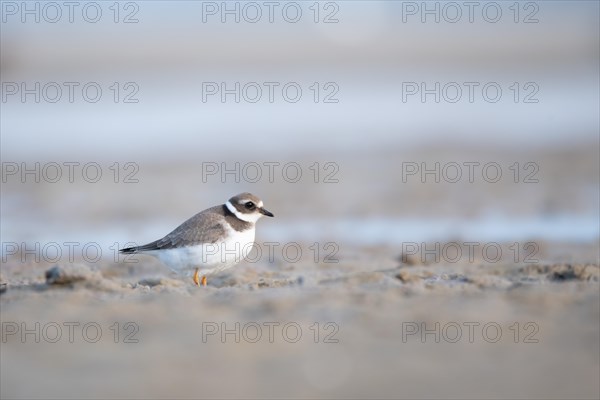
[193,269,208,287]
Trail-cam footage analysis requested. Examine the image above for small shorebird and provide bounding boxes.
[120,193,274,286]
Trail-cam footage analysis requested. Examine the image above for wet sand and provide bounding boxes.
[1,239,598,399]
[1,144,599,399]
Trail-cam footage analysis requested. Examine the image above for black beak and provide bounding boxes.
[260,207,274,217]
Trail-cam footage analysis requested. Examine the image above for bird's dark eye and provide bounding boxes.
[245,201,255,209]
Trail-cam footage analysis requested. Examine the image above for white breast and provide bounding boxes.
[147,225,256,276]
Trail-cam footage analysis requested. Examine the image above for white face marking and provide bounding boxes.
[225,200,262,223]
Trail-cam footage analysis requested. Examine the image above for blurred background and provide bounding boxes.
[1,0,598,245]
[1,1,599,399]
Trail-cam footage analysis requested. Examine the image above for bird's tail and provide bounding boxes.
[119,246,138,254]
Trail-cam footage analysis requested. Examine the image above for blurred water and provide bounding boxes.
[2,73,598,161]
[2,213,598,259]
[2,1,599,160]
[264,214,600,244]
[1,0,598,254]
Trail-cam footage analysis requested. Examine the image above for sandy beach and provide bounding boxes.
[2,143,599,399]
[1,241,598,399]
